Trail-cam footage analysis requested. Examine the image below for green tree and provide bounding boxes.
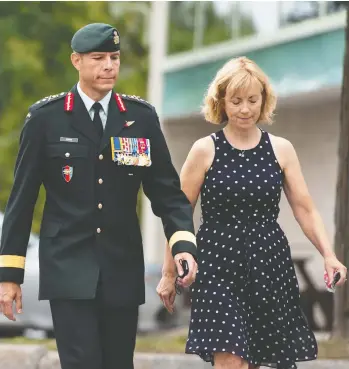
[0,1,149,233]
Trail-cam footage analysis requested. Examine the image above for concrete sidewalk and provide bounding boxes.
[0,344,348,369]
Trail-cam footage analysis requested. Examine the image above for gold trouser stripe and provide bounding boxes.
[0,255,25,269]
[169,231,196,249]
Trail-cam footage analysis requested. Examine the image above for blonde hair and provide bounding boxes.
[202,57,277,125]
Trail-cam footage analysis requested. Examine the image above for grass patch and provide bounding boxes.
[0,336,57,351]
[1,335,349,358]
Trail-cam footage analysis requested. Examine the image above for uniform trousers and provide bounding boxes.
[50,281,139,369]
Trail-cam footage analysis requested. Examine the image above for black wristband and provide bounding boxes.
[0,268,24,284]
[171,240,197,262]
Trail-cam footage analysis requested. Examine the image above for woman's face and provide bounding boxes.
[224,80,263,129]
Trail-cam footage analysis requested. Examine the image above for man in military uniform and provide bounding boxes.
[0,23,197,369]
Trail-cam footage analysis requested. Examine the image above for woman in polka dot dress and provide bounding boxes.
[156,57,347,369]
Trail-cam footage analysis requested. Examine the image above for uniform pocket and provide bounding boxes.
[45,143,91,186]
[47,143,88,158]
[115,166,145,187]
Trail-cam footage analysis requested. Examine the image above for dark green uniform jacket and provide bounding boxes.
[0,84,196,306]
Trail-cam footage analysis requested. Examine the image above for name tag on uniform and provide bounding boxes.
[60,137,79,143]
[110,137,151,167]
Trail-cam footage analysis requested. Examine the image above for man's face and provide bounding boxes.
[71,51,120,93]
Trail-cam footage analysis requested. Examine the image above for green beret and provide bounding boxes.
[71,23,120,53]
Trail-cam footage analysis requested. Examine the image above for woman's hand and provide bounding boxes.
[156,273,177,314]
[324,255,347,287]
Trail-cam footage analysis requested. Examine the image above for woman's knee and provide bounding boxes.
[214,352,248,369]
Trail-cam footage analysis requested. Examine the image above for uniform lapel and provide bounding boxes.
[99,94,127,152]
[68,85,100,145]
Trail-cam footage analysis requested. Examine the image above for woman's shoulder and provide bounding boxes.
[267,132,298,169]
[267,132,295,153]
[190,134,216,156]
[185,134,216,172]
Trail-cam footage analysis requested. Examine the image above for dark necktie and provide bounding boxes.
[92,102,103,139]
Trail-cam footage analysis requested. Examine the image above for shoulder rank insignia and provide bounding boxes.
[120,94,154,111]
[30,92,67,112]
[64,92,75,112]
[114,93,127,113]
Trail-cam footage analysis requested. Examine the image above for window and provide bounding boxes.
[201,1,235,46]
[279,1,320,27]
[167,1,256,54]
[167,1,196,54]
[167,1,346,56]
[239,2,280,35]
[326,1,347,14]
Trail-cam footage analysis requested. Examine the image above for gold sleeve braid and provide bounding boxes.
[0,255,26,269]
[169,231,197,249]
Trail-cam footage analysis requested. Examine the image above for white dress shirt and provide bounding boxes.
[77,82,112,129]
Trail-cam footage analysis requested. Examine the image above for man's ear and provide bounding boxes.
[71,52,81,71]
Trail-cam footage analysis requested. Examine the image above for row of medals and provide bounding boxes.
[114,152,151,167]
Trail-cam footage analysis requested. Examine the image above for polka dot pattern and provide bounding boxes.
[185,130,318,368]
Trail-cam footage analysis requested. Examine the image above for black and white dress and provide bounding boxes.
[185,129,317,368]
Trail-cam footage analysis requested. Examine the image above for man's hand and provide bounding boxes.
[0,282,22,321]
[174,252,197,288]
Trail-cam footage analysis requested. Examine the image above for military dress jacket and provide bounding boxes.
[0,84,197,306]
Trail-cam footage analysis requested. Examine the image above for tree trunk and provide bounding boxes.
[333,7,349,339]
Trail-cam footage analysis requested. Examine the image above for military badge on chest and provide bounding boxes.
[111,137,151,167]
[62,165,73,183]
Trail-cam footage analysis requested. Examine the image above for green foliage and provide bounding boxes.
[0,1,149,233]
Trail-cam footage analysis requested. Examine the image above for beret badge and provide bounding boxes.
[113,30,119,45]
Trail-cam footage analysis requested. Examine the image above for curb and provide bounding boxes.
[0,344,348,369]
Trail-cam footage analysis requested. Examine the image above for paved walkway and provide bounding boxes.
[0,344,348,369]
[200,359,348,369]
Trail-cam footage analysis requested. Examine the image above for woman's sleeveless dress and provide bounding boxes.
[185,129,317,369]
